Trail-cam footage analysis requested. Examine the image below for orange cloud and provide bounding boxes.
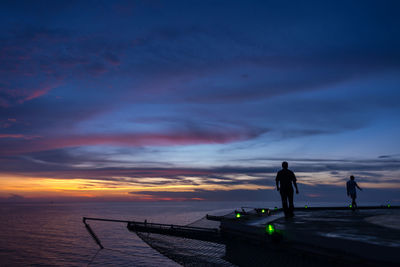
[0,173,273,200]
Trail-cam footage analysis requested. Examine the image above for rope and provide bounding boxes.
[87,248,102,267]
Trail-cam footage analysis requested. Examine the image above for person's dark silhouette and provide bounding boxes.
[346,175,362,209]
[276,161,299,218]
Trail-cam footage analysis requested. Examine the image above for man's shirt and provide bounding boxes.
[347,180,358,196]
[276,169,296,190]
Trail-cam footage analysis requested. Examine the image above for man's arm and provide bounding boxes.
[292,172,299,194]
[293,180,299,194]
[356,182,362,191]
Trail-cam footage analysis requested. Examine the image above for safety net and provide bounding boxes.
[136,214,235,266]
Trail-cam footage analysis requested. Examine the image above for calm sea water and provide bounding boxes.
[0,201,279,266]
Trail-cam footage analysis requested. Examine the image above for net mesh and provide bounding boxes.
[136,215,236,266]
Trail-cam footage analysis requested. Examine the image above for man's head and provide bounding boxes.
[282,161,288,169]
[350,175,355,180]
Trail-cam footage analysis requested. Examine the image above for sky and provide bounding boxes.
[0,0,399,203]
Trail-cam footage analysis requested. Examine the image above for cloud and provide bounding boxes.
[131,185,400,203]
[0,127,265,155]
[0,134,25,138]
[0,194,26,202]
[130,189,274,202]
[0,134,39,139]
[20,84,59,102]
[1,149,399,186]
[1,147,399,202]
[378,154,400,159]
[0,27,124,107]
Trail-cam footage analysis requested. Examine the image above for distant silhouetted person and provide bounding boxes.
[276,161,299,218]
[347,175,362,209]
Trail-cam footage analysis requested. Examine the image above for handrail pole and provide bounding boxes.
[82,217,218,232]
[83,219,104,249]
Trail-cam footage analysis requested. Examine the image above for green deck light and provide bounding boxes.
[261,209,265,213]
[267,224,275,235]
[349,204,352,208]
[236,213,241,218]
[305,205,308,209]
[274,207,278,211]
[387,204,391,208]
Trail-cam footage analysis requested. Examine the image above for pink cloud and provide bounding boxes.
[21,80,64,103]
[46,131,258,148]
[0,134,25,139]
[0,28,124,108]
[0,134,40,140]
[22,85,54,102]
[0,129,264,155]
[0,81,61,107]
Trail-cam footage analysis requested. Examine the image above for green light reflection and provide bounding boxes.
[267,224,275,235]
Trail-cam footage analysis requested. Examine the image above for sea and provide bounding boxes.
[0,201,395,266]
[0,201,276,266]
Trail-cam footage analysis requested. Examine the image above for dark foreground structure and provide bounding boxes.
[84,205,400,267]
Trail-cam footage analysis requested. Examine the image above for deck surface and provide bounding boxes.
[264,208,400,265]
[271,208,400,248]
[221,207,400,266]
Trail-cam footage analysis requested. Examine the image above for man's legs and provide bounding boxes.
[287,190,294,217]
[280,191,289,217]
[351,194,357,210]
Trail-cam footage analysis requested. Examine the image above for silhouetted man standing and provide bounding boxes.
[276,161,299,218]
[347,175,362,209]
